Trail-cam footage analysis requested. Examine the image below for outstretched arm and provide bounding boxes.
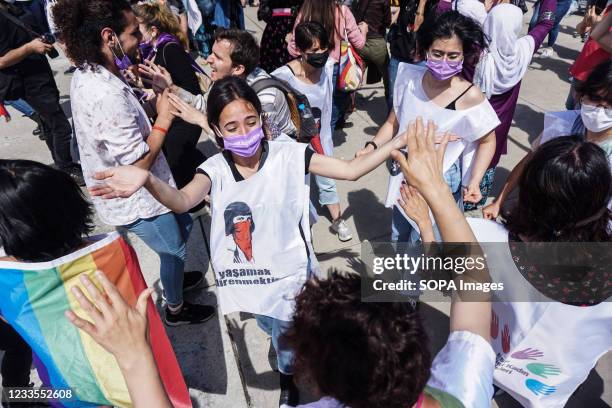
[66,272,172,408]
[89,166,211,214]
[394,118,491,341]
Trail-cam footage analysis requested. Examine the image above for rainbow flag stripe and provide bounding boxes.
[0,233,192,408]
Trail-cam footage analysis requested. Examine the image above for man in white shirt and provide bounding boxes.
[52,0,214,326]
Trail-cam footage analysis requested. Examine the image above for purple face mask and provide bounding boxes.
[426,57,463,81]
[111,33,133,71]
[222,126,264,157]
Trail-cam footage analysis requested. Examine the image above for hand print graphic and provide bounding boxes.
[525,379,556,396]
[491,310,499,340]
[511,348,544,360]
[502,324,510,353]
[526,363,561,379]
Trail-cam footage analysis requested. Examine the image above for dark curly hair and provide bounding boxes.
[0,160,93,262]
[285,271,431,408]
[417,10,488,64]
[505,136,611,242]
[52,0,132,66]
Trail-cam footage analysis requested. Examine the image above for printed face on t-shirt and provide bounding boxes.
[233,218,253,261]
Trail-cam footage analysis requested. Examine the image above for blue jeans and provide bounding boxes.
[388,56,401,110]
[119,212,193,307]
[314,174,339,206]
[528,0,572,47]
[391,160,463,243]
[254,315,294,374]
[5,99,35,117]
[331,63,351,130]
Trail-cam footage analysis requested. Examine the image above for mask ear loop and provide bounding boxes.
[109,32,128,62]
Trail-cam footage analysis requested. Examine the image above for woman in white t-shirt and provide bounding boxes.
[483,59,612,220]
[456,137,611,408]
[358,11,499,243]
[88,76,416,408]
[273,21,353,242]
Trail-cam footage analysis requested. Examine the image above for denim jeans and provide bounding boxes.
[254,315,294,374]
[388,56,401,109]
[391,160,463,243]
[331,62,352,131]
[314,174,339,206]
[5,99,35,117]
[119,212,193,307]
[528,0,572,47]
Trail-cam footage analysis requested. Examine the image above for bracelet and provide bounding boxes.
[364,141,378,150]
[152,125,168,134]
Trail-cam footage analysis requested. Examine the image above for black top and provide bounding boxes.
[0,8,54,101]
[353,0,391,39]
[198,141,315,182]
[389,0,439,61]
[154,42,200,96]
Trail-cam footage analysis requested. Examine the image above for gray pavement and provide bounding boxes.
[0,3,610,407]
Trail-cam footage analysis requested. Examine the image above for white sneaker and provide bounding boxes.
[331,219,353,242]
[539,47,554,58]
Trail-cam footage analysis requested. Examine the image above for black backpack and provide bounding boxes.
[250,77,319,143]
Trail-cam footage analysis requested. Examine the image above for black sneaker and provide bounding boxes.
[162,271,204,301]
[279,373,299,407]
[164,301,215,326]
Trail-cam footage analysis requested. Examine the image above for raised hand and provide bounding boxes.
[501,324,510,353]
[168,93,208,129]
[511,348,544,360]
[89,165,150,199]
[390,118,450,195]
[490,310,499,339]
[398,183,431,225]
[525,379,556,396]
[139,60,174,94]
[155,89,175,123]
[65,271,154,361]
[526,363,561,379]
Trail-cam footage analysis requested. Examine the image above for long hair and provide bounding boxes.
[298,0,340,50]
[133,1,188,48]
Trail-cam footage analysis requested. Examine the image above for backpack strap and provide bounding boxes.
[250,77,290,96]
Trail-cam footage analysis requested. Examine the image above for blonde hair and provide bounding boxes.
[134,1,188,49]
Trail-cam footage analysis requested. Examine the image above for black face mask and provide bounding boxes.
[305,51,329,68]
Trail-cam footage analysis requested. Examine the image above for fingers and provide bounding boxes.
[136,287,154,316]
[80,274,114,318]
[88,184,113,197]
[390,149,408,169]
[71,284,104,324]
[425,120,436,151]
[93,169,113,180]
[404,121,417,153]
[413,117,424,151]
[65,310,98,336]
[436,132,450,165]
[93,270,125,310]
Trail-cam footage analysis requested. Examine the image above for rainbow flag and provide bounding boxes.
[0,233,192,408]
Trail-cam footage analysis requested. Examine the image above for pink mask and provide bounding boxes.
[426,57,463,81]
[222,127,264,157]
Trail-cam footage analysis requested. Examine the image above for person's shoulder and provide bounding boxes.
[461,82,487,107]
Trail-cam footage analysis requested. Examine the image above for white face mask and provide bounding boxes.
[580,103,612,133]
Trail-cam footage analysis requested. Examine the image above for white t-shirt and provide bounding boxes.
[198,141,317,321]
[468,218,612,408]
[272,60,336,157]
[386,63,500,229]
[71,64,174,226]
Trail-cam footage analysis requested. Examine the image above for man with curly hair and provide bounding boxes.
[51,0,215,326]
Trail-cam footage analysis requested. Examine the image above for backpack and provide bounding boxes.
[250,77,319,144]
